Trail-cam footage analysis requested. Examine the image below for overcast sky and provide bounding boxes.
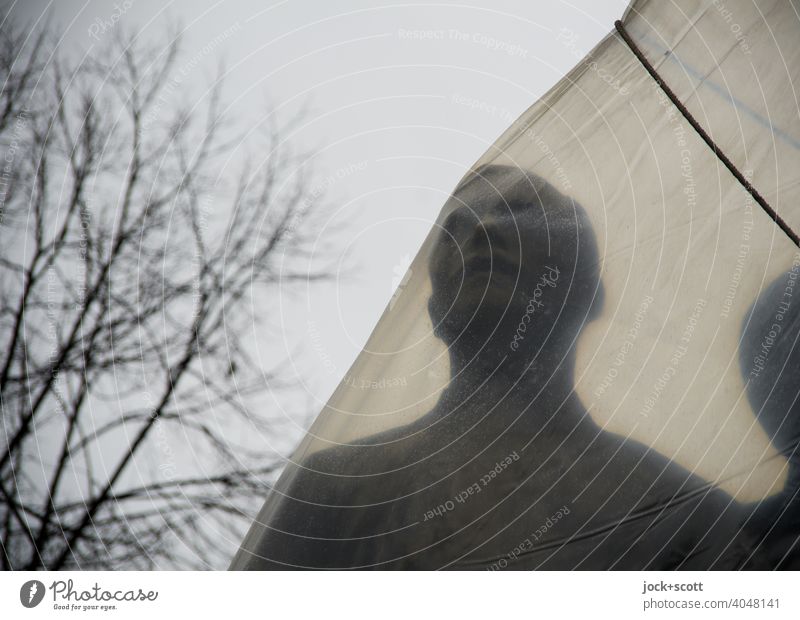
[14,0,631,446]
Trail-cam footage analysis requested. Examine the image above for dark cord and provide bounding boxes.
[615,20,800,248]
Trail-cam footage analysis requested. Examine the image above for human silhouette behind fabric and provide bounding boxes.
[231,165,748,570]
[739,266,800,568]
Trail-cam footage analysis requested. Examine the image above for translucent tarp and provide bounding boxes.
[231,0,800,569]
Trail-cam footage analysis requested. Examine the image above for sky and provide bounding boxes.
[14,0,631,446]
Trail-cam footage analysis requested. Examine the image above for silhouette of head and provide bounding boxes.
[740,266,800,477]
[427,165,603,366]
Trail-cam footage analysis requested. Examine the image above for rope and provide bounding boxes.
[614,20,800,248]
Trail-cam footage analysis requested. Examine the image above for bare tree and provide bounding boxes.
[0,22,329,569]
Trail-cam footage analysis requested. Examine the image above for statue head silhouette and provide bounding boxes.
[427,165,603,376]
[740,266,800,482]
